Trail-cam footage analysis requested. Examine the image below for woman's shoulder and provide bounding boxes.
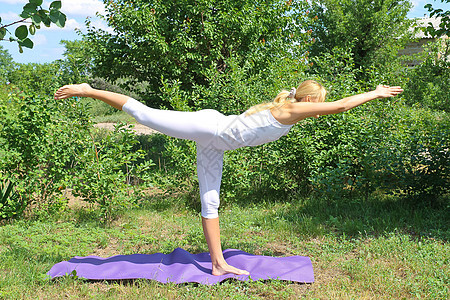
[270,105,299,125]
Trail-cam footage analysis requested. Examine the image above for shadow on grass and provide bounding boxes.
[272,194,449,242]
[137,182,450,241]
[138,188,199,213]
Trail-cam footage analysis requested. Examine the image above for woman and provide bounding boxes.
[54,80,403,276]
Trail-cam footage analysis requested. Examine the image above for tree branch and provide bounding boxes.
[0,18,29,30]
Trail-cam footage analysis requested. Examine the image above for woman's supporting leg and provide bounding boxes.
[202,217,249,276]
[196,144,224,219]
[196,144,249,275]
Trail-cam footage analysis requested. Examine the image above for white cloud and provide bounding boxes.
[32,33,47,45]
[0,11,19,23]
[63,18,82,30]
[88,18,114,34]
[0,0,27,4]
[411,0,426,9]
[44,0,106,17]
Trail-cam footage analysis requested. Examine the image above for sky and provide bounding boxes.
[0,0,110,63]
[1,0,449,64]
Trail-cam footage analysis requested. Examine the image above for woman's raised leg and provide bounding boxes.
[54,84,219,144]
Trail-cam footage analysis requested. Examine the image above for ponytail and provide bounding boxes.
[246,80,327,116]
[245,90,296,116]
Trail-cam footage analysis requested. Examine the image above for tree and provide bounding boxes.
[424,0,450,39]
[0,46,14,85]
[306,0,413,79]
[7,62,61,96]
[82,0,312,106]
[56,39,94,84]
[0,0,66,53]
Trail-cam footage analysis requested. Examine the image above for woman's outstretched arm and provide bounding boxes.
[277,85,403,122]
[333,84,403,111]
[54,83,128,110]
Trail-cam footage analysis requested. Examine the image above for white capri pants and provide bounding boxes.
[122,98,292,219]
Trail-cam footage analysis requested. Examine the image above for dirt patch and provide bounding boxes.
[91,237,121,258]
[94,123,158,135]
[138,214,187,241]
[63,189,100,210]
[261,242,297,256]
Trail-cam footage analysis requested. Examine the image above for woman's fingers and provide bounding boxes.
[375,85,403,98]
[390,86,403,93]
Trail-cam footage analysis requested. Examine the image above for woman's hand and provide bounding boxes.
[374,85,404,99]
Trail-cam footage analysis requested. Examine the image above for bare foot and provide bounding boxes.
[54,83,92,100]
[212,262,250,276]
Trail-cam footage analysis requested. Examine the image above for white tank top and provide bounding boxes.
[213,109,293,150]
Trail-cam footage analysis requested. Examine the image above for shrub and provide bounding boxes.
[0,88,154,219]
[7,62,62,97]
[369,104,449,202]
[142,50,448,210]
[0,90,91,211]
[403,40,450,112]
[71,123,153,221]
[0,179,26,220]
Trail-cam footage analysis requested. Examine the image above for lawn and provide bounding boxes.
[0,191,448,299]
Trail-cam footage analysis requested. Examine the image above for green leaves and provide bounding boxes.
[0,179,26,220]
[19,38,34,49]
[0,28,6,40]
[15,25,28,40]
[307,0,413,81]
[30,0,44,5]
[14,24,32,53]
[424,0,449,39]
[50,1,62,10]
[84,0,312,107]
[22,3,38,16]
[15,26,33,52]
[1,0,67,52]
[0,90,93,212]
[49,9,66,28]
[31,14,42,26]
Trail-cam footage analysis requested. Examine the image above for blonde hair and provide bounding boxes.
[246,80,327,116]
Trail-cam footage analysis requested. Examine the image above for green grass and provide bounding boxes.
[0,193,448,299]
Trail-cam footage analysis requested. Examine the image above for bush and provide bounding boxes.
[0,90,92,212]
[0,179,26,220]
[403,40,450,112]
[71,123,153,221]
[7,62,62,97]
[369,104,449,202]
[0,87,154,219]
[139,49,448,211]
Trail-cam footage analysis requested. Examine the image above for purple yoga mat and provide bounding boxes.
[48,248,314,285]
